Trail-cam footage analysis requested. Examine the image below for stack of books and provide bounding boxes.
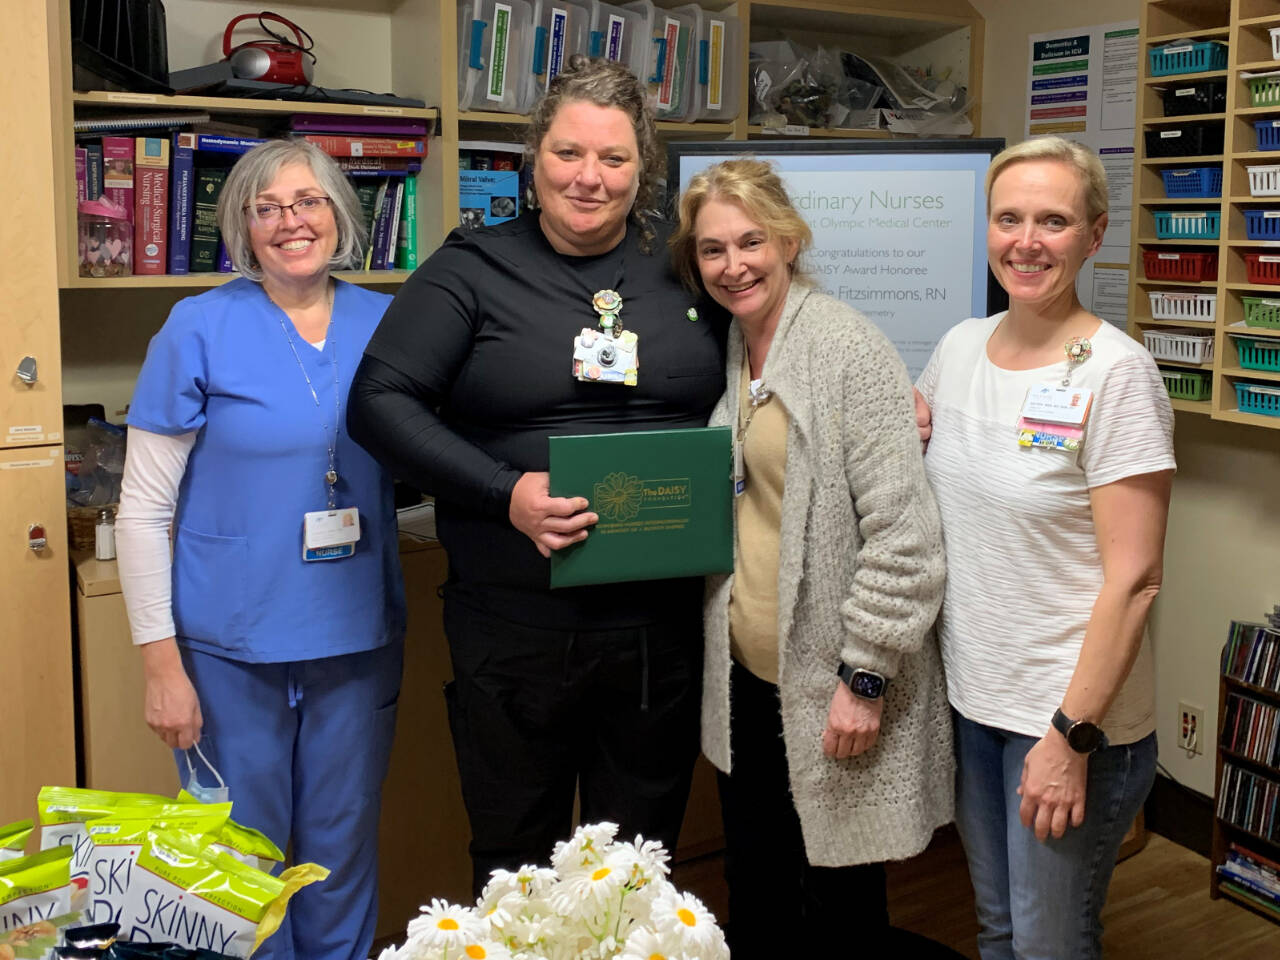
[74,111,428,276]
[1218,843,1280,916]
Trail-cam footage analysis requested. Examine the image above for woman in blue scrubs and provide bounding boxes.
[115,139,405,960]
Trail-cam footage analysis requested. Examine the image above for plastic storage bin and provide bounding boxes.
[1153,210,1220,239]
[524,0,592,108]
[1148,40,1227,77]
[1255,119,1280,152]
[626,0,695,119]
[1162,79,1226,116]
[1160,368,1212,401]
[1233,335,1280,371]
[1248,74,1280,108]
[1144,124,1224,157]
[1148,291,1217,323]
[1234,381,1280,416]
[1160,166,1222,198]
[1142,328,1215,363]
[677,5,741,122]
[1249,164,1280,196]
[458,0,536,114]
[1242,296,1280,328]
[1141,250,1218,282]
[1246,252,1280,285]
[1245,209,1280,240]
[1272,27,1280,61]
[588,0,649,82]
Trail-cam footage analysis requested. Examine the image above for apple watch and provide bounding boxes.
[1051,707,1106,754]
[836,663,886,700]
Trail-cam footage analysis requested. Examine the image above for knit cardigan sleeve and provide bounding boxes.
[836,317,946,679]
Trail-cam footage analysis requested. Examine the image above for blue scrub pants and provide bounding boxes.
[178,640,403,960]
[953,712,1157,960]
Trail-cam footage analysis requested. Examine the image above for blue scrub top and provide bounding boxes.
[129,277,406,663]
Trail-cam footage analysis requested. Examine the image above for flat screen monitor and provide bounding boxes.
[666,138,1007,379]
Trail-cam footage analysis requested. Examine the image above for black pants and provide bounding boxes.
[443,588,703,897]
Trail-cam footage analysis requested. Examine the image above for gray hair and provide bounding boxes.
[217,138,365,280]
[985,136,1109,223]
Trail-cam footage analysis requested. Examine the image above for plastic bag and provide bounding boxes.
[66,419,126,508]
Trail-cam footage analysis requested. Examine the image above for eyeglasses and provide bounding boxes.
[245,196,333,224]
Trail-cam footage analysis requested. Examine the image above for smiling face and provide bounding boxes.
[247,161,337,287]
[987,159,1107,314]
[693,197,797,330]
[533,101,640,256]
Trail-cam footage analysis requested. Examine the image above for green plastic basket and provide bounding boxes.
[1250,76,1280,108]
[1234,336,1280,371]
[1160,368,1212,401]
[1242,296,1280,329]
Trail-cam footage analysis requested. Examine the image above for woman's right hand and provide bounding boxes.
[913,387,932,453]
[140,637,203,749]
[509,471,598,558]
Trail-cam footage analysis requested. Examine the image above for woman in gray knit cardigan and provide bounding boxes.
[671,159,952,953]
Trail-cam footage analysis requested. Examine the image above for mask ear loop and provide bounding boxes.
[187,740,227,793]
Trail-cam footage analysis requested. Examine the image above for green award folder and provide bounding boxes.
[548,426,733,588]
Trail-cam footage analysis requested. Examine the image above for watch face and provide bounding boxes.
[1067,722,1103,753]
[851,670,885,699]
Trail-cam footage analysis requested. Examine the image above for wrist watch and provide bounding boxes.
[836,662,887,700]
[1051,707,1106,754]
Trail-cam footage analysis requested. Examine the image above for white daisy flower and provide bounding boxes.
[550,821,619,874]
[406,898,483,950]
[650,890,726,956]
[617,926,677,960]
[550,846,632,918]
[456,938,515,960]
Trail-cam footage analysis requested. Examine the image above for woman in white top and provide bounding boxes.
[915,136,1175,959]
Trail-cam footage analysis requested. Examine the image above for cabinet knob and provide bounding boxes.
[28,523,48,552]
[16,356,38,385]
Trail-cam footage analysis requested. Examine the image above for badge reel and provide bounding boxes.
[572,288,639,386]
[1016,337,1094,452]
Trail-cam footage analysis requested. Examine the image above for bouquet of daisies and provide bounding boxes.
[375,822,728,960]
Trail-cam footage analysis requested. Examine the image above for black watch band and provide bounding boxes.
[1051,707,1106,754]
[836,663,887,700]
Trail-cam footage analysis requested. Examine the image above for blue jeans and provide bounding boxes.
[953,712,1157,960]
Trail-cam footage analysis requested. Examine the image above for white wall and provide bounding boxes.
[971,0,1280,796]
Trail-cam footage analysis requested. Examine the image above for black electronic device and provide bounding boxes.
[70,0,171,94]
[837,663,887,700]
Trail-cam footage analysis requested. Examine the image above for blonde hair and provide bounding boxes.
[985,136,1108,223]
[669,157,813,291]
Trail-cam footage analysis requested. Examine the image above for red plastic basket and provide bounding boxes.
[1141,250,1218,282]
[1245,253,1280,285]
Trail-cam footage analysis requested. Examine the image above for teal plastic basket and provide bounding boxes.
[1234,336,1280,372]
[1234,382,1280,417]
[1149,41,1227,77]
[1153,209,1220,239]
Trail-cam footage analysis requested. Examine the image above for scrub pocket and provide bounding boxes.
[172,526,249,649]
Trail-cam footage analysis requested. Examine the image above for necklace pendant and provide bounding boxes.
[325,469,338,485]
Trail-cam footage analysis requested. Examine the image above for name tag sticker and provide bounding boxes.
[1020,384,1094,426]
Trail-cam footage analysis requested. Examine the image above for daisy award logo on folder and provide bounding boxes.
[594,472,693,526]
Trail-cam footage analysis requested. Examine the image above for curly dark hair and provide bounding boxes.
[524,55,662,253]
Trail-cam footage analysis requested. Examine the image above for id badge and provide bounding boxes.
[303,507,360,562]
[733,440,746,496]
[572,328,639,385]
[1017,383,1093,452]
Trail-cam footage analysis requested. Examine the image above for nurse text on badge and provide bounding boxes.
[303,507,360,561]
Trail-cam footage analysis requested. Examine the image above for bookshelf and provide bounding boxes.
[1129,0,1280,431]
[1211,620,1280,927]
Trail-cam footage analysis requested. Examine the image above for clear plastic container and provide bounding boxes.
[458,0,536,114]
[524,0,592,107]
[587,0,648,81]
[77,196,132,278]
[627,0,696,119]
[677,5,741,122]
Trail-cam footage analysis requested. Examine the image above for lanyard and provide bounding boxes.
[276,283,340,509]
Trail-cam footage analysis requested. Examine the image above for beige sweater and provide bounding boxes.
[702,282,953,867]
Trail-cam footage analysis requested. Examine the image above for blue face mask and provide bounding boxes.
[185,740,230,804]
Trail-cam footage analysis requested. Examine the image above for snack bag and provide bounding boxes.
[174,797,282,875]
[0,821,35,863]
[104,945,236,959]
[117,832,326,958]
[38,789,192,911]
[0,846,76,959]
[85,807,232,926]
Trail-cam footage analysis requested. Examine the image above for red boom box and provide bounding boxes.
[223,11,315,86]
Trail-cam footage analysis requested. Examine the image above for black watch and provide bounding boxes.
[836,663,886,700]
[1051,708,1106,754]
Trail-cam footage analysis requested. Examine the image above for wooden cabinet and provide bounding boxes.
[1129,0,1280,431]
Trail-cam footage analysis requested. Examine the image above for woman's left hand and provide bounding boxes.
[1017,732,1088,841]
[822,682,883,758]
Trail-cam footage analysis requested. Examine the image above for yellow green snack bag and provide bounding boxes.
[118,831,327,957]
[0,820,34,863]
[38,787,199,912]
[176,793,283,874]
[0,846,75,958]
[85,805,232,927]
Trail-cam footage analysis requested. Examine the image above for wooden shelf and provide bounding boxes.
[1227,239,1280,247]
[747,124,892,139]
[1142,111,1226,124]
[1213,406,1280,425]
[1226,322,1280,339]
[1239,14,1280,29]
[1136,317,1219,328]
[1139,197,1226,205]
[1221,364,1280,380]
[1149,28,1232,44]
[72,91,437,121]
[1139,236,1222,244]
[1135,277,1219,287]
[1144,70,1228,86]
[1142,153,1227,164]
[1171,397,1214,413]
[1221,746,1280,775]
[1216,883,1280,925]
[1155,358,1217,370]
[61,270,411,291]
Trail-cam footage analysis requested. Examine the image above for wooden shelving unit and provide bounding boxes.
[1129,0,1280,431]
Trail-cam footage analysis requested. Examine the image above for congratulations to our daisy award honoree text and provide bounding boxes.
[783,169,978,379]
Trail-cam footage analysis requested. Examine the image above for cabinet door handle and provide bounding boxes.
[28,523,48,552]
[16,356,38,385]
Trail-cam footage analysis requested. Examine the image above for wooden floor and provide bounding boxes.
[670,830,1280,958]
